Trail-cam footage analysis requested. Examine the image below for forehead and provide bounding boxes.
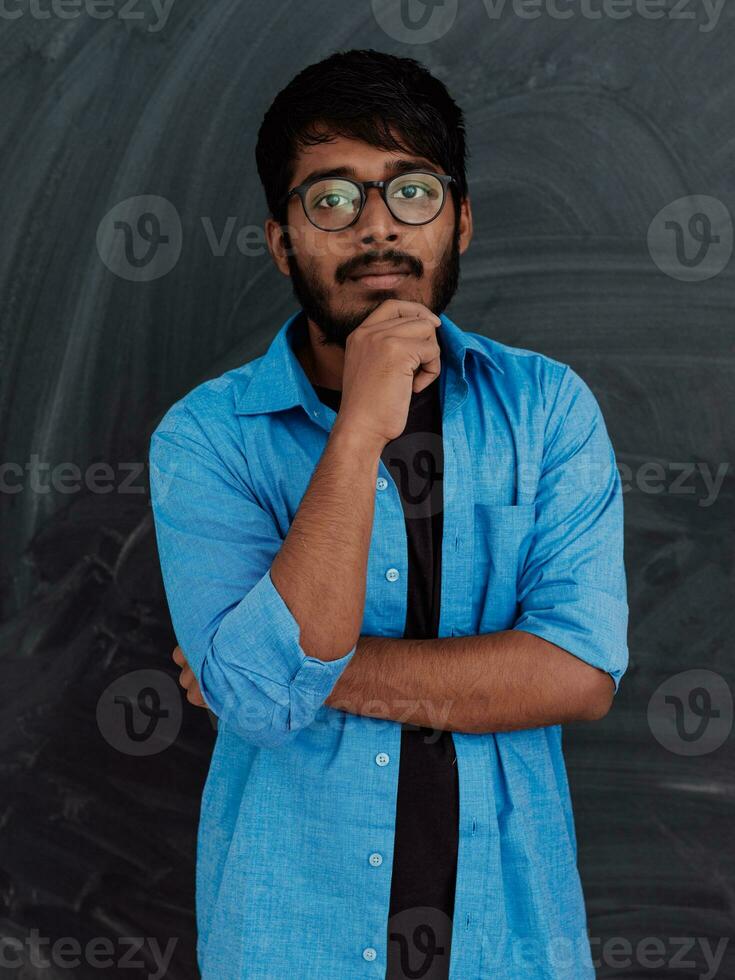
[290,129,443,185]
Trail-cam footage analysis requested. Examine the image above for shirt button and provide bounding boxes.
[362,947,377,962]
[385,567,399,582]
[376,476,388,491]
[368,852,383,867]
[375,752,390,766]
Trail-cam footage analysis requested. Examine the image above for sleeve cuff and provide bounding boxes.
[512,583,629,692]
[211,566,357,736]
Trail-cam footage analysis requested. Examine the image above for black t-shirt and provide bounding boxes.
[311,349,459,980]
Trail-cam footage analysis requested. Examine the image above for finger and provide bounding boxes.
[411,339,442,393]
[178,666,194,689]
[369,315,441,340]
[361,299,438,328]
[413,358,442,393]
[191,682,208,708]
[187,688,208,708]
[172,645,185,665]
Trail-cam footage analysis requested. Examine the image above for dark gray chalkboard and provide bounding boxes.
[1,1,733,977]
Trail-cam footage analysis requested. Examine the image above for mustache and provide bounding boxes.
[336,251,423,283]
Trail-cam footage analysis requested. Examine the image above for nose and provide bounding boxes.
[355,185,400,242]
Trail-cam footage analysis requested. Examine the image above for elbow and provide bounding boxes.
[578,669,616,721]
[200,652,304,750]
[581,700,611,723]
[199,570,356,748]
[206,691,306,749]
[201,640,347,750]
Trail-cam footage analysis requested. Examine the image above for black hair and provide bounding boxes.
[255,48,468,226]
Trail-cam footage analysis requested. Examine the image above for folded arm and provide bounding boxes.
[327,364,628,733]
[149,404,379,749]
[159,364,629,743]
[324,630,615,732]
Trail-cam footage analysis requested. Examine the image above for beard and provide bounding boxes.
[281,215,462,350]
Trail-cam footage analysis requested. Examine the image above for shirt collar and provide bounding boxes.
[234,308,503,417]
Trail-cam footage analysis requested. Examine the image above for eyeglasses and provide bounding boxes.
[279,171,456,232]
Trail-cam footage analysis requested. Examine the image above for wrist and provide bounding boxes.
[329,417,386,460]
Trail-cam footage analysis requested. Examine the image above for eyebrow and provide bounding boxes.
[297,158,442,186]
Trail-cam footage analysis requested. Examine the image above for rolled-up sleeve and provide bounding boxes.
[148,408,357,748]
[512,365,629,693]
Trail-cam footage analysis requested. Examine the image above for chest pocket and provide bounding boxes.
[472,503,536,632]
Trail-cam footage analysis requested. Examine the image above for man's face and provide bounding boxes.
[265,128,473,349]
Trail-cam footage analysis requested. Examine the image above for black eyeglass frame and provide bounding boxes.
[278,171,457,231]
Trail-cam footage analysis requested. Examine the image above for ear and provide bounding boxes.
[458,194,473,256]
[264,216,292,277]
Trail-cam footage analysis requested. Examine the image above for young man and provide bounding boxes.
[149,49,629,980]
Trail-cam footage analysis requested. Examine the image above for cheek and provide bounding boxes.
[416,226,453,276]
[287,219,334,269]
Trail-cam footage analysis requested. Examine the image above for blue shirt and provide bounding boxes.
[148,309,629,980]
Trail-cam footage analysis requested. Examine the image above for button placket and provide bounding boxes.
[363,750,391,967]
[437,424,474,639]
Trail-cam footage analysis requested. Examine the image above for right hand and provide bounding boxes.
[334,299,442,448]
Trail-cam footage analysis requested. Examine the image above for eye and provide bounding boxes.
[391,182,432,201]
[313,192,350,210]
[306,178,360,212]
[389,173,442,203]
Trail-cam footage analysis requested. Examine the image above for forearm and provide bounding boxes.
[324,629,614,732]
[270,420,382,662]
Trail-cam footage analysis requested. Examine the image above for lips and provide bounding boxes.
[350,265,411,279]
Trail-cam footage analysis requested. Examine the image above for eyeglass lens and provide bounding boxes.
[303,172,445,230]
